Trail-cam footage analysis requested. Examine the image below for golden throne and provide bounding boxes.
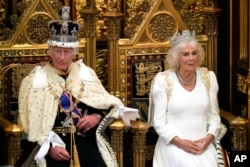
[112,0,223,166]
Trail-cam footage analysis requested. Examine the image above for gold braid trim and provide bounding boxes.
[162,70,172,99]
[200,67,210,91]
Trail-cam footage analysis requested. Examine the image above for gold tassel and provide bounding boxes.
[69,93,81,167]
[70,159,74,167]
[73,145,80,167]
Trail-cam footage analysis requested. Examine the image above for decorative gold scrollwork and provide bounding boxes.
[26,15,51,44]
[148,12,176,43]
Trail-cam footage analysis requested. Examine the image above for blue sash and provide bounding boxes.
[59,91,82,125]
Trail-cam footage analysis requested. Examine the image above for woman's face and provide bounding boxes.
[50,46,75,71]
[178,45,198,72]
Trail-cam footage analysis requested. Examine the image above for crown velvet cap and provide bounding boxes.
[47,6,80,48]
[168,30,196,47]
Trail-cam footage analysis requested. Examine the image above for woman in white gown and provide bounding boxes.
[148,30,222,167]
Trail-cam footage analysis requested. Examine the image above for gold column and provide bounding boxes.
[200,5,221,74]
[12,0,17,15]
[230,117,249,151]
[245,72,250,150]
[79,0,100,69]
[220,109,250,152]
[103,0,123,96]
[109,119,126,167]
[131,121,149,167]
[0,118,23,166]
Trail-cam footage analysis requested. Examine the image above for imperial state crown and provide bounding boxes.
[47,6,80,48]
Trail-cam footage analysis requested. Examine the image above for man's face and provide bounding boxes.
[50,46,75,71]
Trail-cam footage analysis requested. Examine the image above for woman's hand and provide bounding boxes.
[49,146,70,161]
[193,134,214,154]
[171,136,201,155]
[171,134,214,155]
[76,113,101,132]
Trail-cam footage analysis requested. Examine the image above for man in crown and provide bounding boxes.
[16,6,127,167]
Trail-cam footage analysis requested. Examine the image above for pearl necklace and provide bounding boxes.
[176,72,196,86]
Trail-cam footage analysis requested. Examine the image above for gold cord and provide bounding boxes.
[69,93,81,167]
[0,63,22,80]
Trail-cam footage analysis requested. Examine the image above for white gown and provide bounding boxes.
[150,69,221,167]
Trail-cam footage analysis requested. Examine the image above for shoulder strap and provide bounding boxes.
[162,70,172,99]
[147,71,172,126]
[200,67,210,91]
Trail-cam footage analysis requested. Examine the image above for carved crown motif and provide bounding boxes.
[168,30,196,47]
[47,6,80,48]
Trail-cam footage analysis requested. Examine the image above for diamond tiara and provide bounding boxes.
[168,30,196,47]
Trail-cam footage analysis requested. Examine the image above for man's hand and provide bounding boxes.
[49,146,70,161]
[76,113,101,132]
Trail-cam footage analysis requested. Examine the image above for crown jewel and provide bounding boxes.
[168,30,196,47]
[47,6,80,48]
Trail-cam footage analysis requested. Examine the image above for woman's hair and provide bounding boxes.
[166,40,205,71]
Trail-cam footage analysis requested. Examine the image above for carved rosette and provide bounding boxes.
[26,14,51,44]
[147,12,176,43]
[0,0,62,44]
